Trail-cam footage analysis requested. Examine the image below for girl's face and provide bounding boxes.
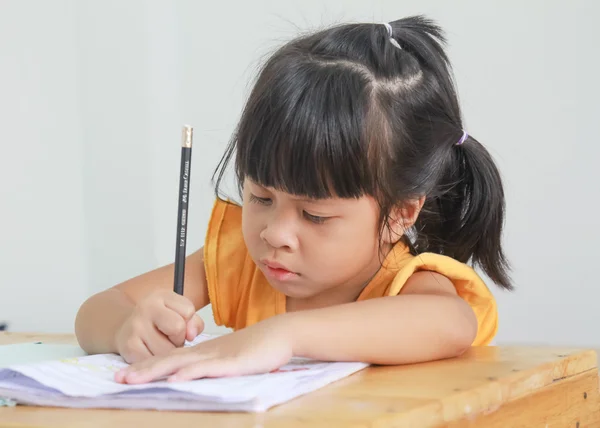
[242,178,391,307]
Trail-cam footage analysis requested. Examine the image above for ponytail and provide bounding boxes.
[380,16,512,290]
[412,135,512,290]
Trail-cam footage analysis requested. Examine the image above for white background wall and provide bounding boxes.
[1,1,598,345]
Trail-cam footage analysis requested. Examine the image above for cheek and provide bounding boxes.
[242,207,263,250]
[306,221,380,268]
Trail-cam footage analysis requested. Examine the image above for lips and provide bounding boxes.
[261,259,298,281]
[262,260,292,271]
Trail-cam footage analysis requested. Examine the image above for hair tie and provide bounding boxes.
[456,130,468,146]
[382,23,402,50]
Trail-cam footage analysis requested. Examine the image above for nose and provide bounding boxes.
[259,211,299,251]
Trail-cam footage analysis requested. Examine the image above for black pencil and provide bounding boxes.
[173,125,193,295]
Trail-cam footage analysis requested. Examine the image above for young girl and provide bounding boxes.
[75,15,511,384]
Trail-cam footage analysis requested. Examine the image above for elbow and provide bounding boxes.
[73,296,93,351]
[74,298,86,337]
[447,328,476,358]
[445,300,478,357]
[74,292,111,354]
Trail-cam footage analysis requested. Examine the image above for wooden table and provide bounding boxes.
[0,333,599,427]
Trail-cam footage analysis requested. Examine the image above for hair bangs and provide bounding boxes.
[235,59,375,200]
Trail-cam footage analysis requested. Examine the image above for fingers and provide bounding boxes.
[152,308,187,346]
[117,292,199,371]
[118,355,241,384]
[186,314,205,342]
[163,293,196,321]
[118,337,152,365]
[143,326,177,356]
[117,351,201,384]
[168,358,241,382]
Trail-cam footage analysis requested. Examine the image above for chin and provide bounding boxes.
[266,277,318,299]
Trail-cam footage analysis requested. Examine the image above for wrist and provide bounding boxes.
[271,312,308,358]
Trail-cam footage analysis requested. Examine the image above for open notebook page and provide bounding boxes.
[0,333,368,412]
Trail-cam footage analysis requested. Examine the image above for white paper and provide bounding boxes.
[0,333,368,412]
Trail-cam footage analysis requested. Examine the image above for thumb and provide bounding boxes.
[186,314,205,341]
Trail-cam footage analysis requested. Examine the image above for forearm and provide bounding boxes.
[284,295,477,365]
[74,288,135,354]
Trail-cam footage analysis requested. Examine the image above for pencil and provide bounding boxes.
[173,125,193,295]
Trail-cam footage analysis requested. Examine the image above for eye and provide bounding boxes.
[303,211,328,224]
[249,193,272,205]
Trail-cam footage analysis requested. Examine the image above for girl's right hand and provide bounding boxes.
[114,290,205,364]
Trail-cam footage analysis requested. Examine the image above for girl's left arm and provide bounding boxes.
[287,271,478,365]
[116,271,478,384]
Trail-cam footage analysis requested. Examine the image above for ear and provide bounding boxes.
[382,196,426,244]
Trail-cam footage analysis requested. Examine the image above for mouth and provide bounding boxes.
[261,259,299,281]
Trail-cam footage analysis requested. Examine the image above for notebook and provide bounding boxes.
[0,333,368,412]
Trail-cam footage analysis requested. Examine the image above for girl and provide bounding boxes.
[74,15,511,384]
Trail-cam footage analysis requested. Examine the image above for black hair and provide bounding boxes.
[213,15,512,290]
